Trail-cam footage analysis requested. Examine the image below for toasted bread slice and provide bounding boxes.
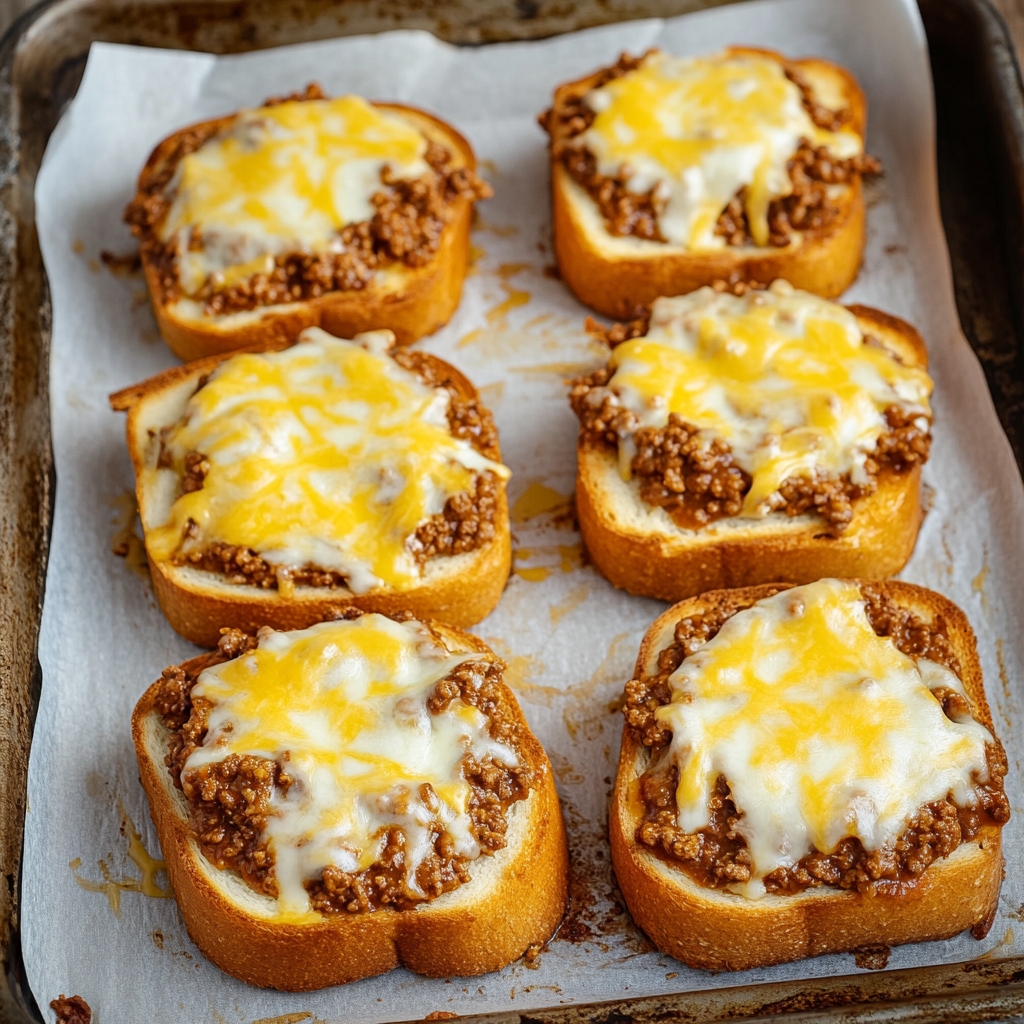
[133,620,568,990]
[577,305,926,602]
[110,335,511,647]
[133,102,481,360]
[611,580,1007,972]
[546,47,870,319]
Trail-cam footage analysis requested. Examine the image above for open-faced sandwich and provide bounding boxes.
[541,47,881,318]
[569,281,931,601]
[126,84,490,359]
[110,327,511,646]
[612,578,1009,971]
[133,611,568,989]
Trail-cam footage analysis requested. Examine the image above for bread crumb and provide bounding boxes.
[50,995,91,1024]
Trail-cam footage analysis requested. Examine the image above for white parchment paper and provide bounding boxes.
[25,0,1024,1020]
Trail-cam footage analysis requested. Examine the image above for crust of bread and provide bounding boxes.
[110,343,511,647]
[548,47,870,319]
[136,103,478,360]
[611,580,1006,972]
[132,623,568,990]
[576,305,927,602]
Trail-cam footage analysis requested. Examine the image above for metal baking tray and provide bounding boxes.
[2,0,1024,1020]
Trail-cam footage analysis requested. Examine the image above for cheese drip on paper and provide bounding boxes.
[147,328,509,593]
[581,50,862,249]
[607,282,932,517]
[655,579,993,899]
[183,615,517,916]
[160,95,430,296]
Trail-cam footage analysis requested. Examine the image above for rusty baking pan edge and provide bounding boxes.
[1,1,1023,1022]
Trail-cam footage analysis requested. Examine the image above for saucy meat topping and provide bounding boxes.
[125,83,491,314]
[540,54,881,246]
[714,141,882,248]
[154,620,535,913]
[630,416,750,529]
[569,321,930,534]
[622,588,1010,895]
[412,472,501,562]
[638,760,1006,894]
[161,350,501,588]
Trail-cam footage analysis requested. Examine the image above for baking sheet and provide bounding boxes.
[24,0,1024,1019]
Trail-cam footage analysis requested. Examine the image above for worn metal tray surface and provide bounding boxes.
[2,0,1024,1021]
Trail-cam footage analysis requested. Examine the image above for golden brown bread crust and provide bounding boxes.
[135,102,479,359]
[547,47,870,319]
[132,623,569,990]
[611,580,1006,972]
[576,305,927,603]
[110,342,512,647]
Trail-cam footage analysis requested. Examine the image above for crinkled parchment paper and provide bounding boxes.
[25,0,1024,1020]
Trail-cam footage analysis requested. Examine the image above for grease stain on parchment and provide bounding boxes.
[477,380,505,406]
[85,771,106,799]
[512,542,585,582]
[514,565,551,582]
[563,632,634,741]
[485,263,532,327]
[474,213,518,237]
[940,529,955,577]
[487,631,634,747]
[547,750,585,786]
[100,249,143,277]
[510,360,597,378]
[997,638,1011,700]
[1005,901,1024,922]
[70,802,171,916]
[457,262,532,348]
[550,584,590,625]
[973,927,1014,960]
[251,1014,323,1024]
[109,489,149,580]
[484,638,547,699]
[995,638,1015,730]
[511,481,573,524]
[921,481,936,514]
[973,554,990,610]
[556,793,654,957]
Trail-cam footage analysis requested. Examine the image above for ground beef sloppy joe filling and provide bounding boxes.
[540,50,881,248]
[622,582,1009,897]
[125,84,491,316]
[569,283,932,533]
[154,613,535,914]
[149,329,508,593]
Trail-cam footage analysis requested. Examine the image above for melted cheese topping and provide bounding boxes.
[160,95,429,296]
[146,328,509,593]
[581,51,862,249]
[184,615,516,915]
[655,580,993,898]
[606,282,932,517]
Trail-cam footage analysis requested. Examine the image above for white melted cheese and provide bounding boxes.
[581,50,862,249]
[654,580,993,898]
[184,615,517,916]
[160,95,429,296]
[601,281,932,517]
[146,328,510,593]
